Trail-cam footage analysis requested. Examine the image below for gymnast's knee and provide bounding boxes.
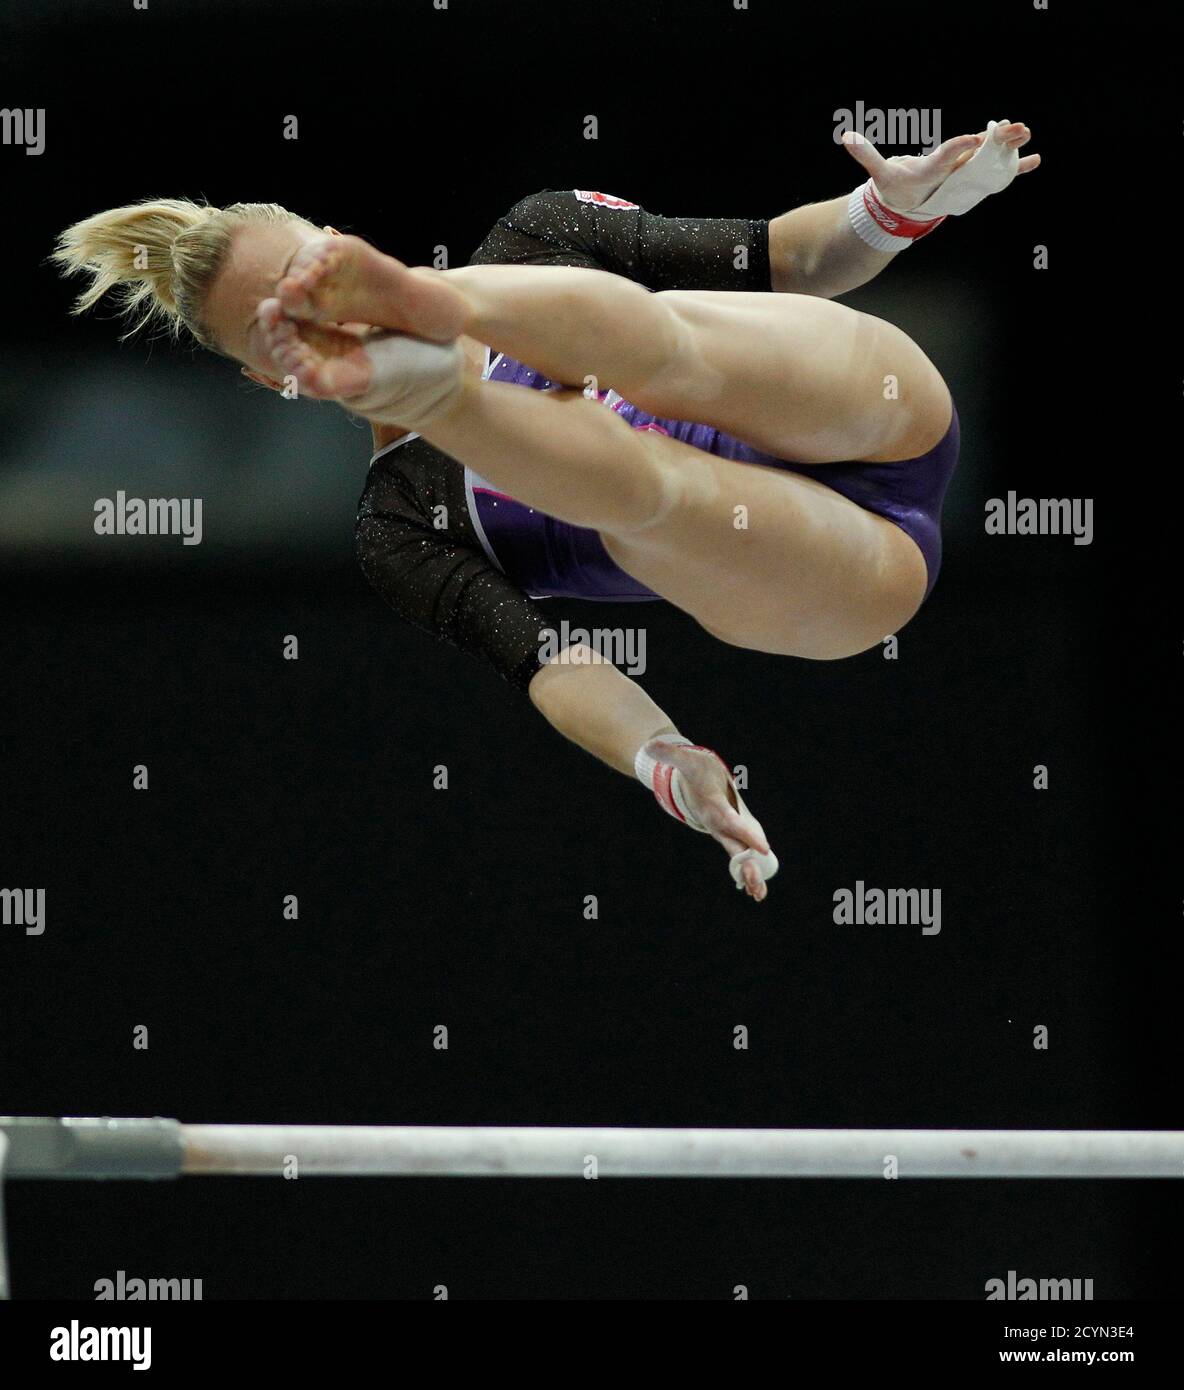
[613,443,714,536]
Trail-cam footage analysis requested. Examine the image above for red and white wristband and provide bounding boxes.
[634,734,718,833]
[847,179,947,253]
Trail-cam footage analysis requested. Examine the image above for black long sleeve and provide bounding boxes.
[356,440,551,692]
[468,187,772,292]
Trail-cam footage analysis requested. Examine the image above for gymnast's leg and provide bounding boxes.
[274,234,950,466]
[258,305,927,659]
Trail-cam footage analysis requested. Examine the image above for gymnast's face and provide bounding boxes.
[202,219,335,386]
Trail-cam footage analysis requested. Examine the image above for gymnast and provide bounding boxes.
[54,120,1038,901]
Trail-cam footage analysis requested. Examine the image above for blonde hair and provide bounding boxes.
[52,197,310,351]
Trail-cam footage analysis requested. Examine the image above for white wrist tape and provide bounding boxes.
[911,119,1020,216]
[346,333,464,431]
[848,119,1022,251]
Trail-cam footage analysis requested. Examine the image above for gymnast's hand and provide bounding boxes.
[841,120,1040,215]
[648,740,778,903]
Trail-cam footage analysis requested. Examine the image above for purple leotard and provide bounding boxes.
[465,348,960,603]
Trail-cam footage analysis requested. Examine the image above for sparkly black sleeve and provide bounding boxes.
[356,440,549,693]
[468,188,771,291]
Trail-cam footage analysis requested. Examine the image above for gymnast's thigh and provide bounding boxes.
[601,447,928,660]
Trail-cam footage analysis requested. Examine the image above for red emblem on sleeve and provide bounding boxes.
[574,190,639,210]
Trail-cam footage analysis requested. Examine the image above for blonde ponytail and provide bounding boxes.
[53,197,307,349]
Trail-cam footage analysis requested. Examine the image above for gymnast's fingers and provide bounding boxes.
[840,129,889,177]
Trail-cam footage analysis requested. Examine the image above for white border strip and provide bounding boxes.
[369,430,420,465]
[463,345,508,570]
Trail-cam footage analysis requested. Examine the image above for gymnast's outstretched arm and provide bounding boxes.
[472,121,1038,305]
[525,644,675,778]
[528,646,777,901]
[355,486,777,900]
[768,119,1040,296]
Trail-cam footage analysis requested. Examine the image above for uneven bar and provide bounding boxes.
[2,1120,1181,1179]
[180,1126,1184,1179]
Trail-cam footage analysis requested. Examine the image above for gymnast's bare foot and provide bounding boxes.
[276,234,469,342]
[257,298,374,399]
[257,299,465,436]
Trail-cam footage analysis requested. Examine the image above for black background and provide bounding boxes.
[1,0,1179,1301]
